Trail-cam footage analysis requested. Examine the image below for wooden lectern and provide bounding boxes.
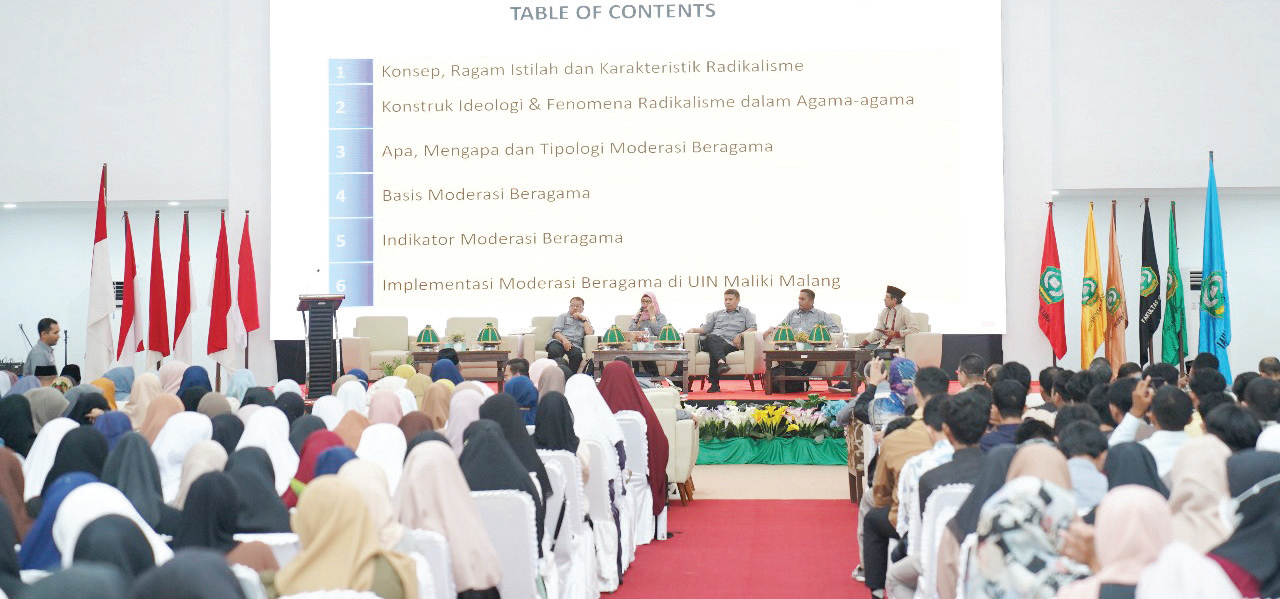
[297,294,344,399]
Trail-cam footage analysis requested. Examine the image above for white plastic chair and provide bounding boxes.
[955,532,978,599]
[539,449,597,599]
[234,532,302,567]
[471,490,539,599]
[230,563,270,599]
[614,410,654,549]
[580,440,620,592]
[402,528,455,599]
[540,461,566,599]
[916,484,972,599]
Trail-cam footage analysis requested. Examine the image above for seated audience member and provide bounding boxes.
[1088,356,1114,384]
[613,356,657,389]
[1205,403,1262,452]
[1058,486,1191,599]
[1104,378,1139,432]
[1057,421,1109,512]
[995,361,1032,395]
[504,358,529,381]
[1167,435,1233,553]
[1242,377,1280,426]
[1208,450,1280,599]
[1232,371,1261,399]
[980,380,1027,451]
[1065,370,1102,405]
[1112,384,1193,479]
[933,445,1018,599]
[1259,356,1280,381]
[547,296,594,373]
[1051,369,1075,408]
[983,363,1002,388]
[685,288,756,392]
[1085,384,1116,432]
[436,347,459,366]
[894,397,954,538]
[1115,361,1143,379]
[1197,391,1235,427]
[1036,366,1063,411]
[1054,403,1102,440]
[1015,418,1055,444]
[1190,367,1228,406]
[955,353,987,389]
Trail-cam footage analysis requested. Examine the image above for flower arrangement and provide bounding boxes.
[447,333,467,343]
[379,357,406,376]
[693,395,846,441]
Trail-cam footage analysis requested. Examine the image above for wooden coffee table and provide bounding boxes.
[762,348,872,395]
[592,347,691,392]
[411,349,509,391]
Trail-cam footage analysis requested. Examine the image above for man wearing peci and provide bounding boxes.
[764,288,841,376]
[23,317,60,376]
[687,288,757,393]
[546,296,594,373]
[859,286,918,349]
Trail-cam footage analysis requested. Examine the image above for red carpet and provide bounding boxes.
[683,379,1044,403]
[611,500,870,599]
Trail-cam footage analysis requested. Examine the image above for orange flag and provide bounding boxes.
[1105,200,1128,371]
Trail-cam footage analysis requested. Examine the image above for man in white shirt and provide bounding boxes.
[1110,379,1192,479]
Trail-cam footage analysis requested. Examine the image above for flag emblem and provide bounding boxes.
[1082,277,1100,306]
[1200,271,1226,316]
[1106,287,1123,313]
[1039,266,1064,304]
[1165,266,1180,300]
[1140,267,1158,296]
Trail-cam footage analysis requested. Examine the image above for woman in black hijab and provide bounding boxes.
[63,391,112,425]
[406,430,450,457]
[0,495,24,597]
[102,433,183,536]
[460,419,546,551]
[210,413,245,455]
[1103,441,1170,496]
[240,387,275,408]
[479,393,552,500]
[72,514,156,583]
[1209,450,1280,598]
[533,391,579,452]
[275,392,306,424]
[129,548,247,599]
[179,386,211,413]
[0,394,37,457]
[223,447,291,533]
[42,426,109,497]
[24,563,127,599]
[288,415,327,454]
[60,364,82,386]
[173,471,279,572]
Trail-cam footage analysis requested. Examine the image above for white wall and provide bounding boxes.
[4,0,1278,383]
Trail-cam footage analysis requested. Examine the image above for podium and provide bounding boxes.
[297,294,344,399]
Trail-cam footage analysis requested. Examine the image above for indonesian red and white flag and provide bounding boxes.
[146,212,170,359]
[116,212,144,362]
[232,212,261,354]
[172,212,193,363]
[207,212,234,366]
[85,164,116,379]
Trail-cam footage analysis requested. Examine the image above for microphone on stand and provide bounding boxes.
[18,324,33,348]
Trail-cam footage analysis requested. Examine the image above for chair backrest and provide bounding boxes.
[403,528,455,599]
[915,312,931,332]
[444,317,500,342]
[614,314,632,330]
[470,490,539,599]
[614,411,649,482]
[955,531,978,599]
[579,440,614,523]
[643,387,680,411]
[641,389,679,479]
[354,316,410,351]
[541,461,567,554]
[234,532,301,567]
[919,484,973,599]
[230,562,270,599]
[537,450,585,539]
[529,316,557,345]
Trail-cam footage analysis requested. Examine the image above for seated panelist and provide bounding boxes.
[859,285,918,350]
[546,296,594,372]
[764,288,841,375]
[686,288,757,393]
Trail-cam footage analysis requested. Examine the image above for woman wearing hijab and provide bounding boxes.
[0,449,33,538]
[172,440,228,510]
[158,361,189,395]
[628,292,667,374]
[430,359,464,385]
[272,476,418,599]
[398,412,433,444]
[529,357,558,390]
[224,369,255,402]
[454,379,494,399]
[63,390,111,425]
[151,412,214,503]
[460,420,546,550]
[179,386,211,413]
[406,373,432,409]
[405,431,450,457]
[311,394,345,429]
[19,471,98,570]
[240,386,275,408]
[537,364,567,399]
[314,445,358,476]
[102,432,183,536]
[504,375,539,425]
[356,423,408,494]
[138,394,184,444]
[209,413,244,456]
[338,459,406,551]
[393,363,417,380]
[337,379,370,414]
[394,388,418,417]
[332,373,359,395]
[119,372,162,428]
[283,430,345,508]
[88,377,118,409]
[335,410,372,449]
[236,403,262,425]
[93,411,132,451]
[176,366,213,399]
[173,471,279,572]
[196,391,232,418]
[22,417,80,502]
[223,447,291,533]
[0,394,38,456]
[1058,485,1175,599]
[479,394,552,500]
[275,391,306,424]
[72,515,156,583]
[1103,442,1169,497]
[40,426,109,498]
[0,371,10,397]
[1208,450,1280,598]
[289,414,328,453]
[368,389,405,425]
[445,388,486,457]
[0,493,22,597]
[348,368,370,387]
[24,563,127,599]
[27,387,70,432]
[272,378,304,399]
[597,360,670,517]
[395,441,502,598]
[235,407,299,495]
[1167,435,1233,553]
[9,375,41,396]
[129,548,247,599]
[102,367,135,404]
[421,380,453,429]
[534,391,588,480]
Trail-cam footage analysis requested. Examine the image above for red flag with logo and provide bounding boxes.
[1038,204,1068,360]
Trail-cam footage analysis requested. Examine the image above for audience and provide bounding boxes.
[955,353,987,389]
[1205,403,1262,452]
[1058,421,1109,511]
[979,380,1027,451]
[1243,377,1280,426]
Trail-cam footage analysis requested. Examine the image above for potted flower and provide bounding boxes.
[448,333,467,351]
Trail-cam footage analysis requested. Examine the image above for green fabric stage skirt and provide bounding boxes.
[697,437,848,465]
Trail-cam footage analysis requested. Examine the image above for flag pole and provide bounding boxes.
[243,209,250,372]
[155,209,163,370]
[217,209,224,393]
[1172,200,1185,374]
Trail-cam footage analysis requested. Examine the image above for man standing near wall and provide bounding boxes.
[23,317,59,375]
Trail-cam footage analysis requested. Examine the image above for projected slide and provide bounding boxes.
[270,0,1004,338]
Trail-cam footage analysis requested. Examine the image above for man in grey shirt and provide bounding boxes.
[546,296,594,373]
[687,289,756,392]
[764,288,841,375]
[23,317,60,376]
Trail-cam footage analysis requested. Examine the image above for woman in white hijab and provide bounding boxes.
[310,395,345,430]
[120,372,164,428]
[452,380,495,400]
[444,389,485,457]
[23,418,80,501]
[272,378,303,399]
[336,380,370,414]
[151,412,214,503]
[393,388,418,416]
[354,423,407,495]
[235,407,299,495]
[370,375,406,393]
[53,482,175,568]
[564,373,627,586]
[157,361,188,394]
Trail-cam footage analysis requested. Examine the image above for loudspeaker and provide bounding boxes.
[275,340,306,383]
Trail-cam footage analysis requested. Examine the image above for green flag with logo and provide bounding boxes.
[1161,202,1187,364]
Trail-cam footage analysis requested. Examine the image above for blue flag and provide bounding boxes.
[1198,155,1231,379]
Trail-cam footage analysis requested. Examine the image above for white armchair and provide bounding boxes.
[340,316,411,380]
[521,316,598,371]
[643,387,697,504]
[443,317,519,380]
[687,330,765,391]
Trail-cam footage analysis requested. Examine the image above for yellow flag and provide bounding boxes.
[1081,203,1106,368]
[1105,201,1128,371]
